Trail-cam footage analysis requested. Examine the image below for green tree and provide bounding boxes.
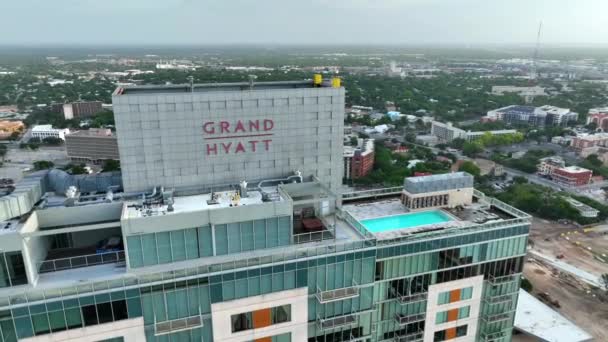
[8,131,20,141]
[33,160,54,170]
[513,176,528,184]
[42,137,63,145]
[462,141,483,157]
[586,154,603,168]
[102,160,121,172]
[450,138,466,149]
[65,164,87,175]
[349,136,358,146]
[458,161,481,178]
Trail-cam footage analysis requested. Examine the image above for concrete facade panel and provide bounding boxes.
[113,87,344,193]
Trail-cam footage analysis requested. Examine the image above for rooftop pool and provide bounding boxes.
[361,210,453,233]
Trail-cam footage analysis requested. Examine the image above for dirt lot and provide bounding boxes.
[525,217,608,339]
[529,217,608,275]
[523,259,608,339]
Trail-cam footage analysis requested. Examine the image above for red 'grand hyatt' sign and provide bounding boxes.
[203,119,274,155]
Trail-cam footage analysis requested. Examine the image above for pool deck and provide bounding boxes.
[343,198,471,240]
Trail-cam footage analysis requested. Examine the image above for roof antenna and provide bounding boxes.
[187,76,194,92]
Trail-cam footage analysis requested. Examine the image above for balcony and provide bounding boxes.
[394,313,425,326]
[390,289,428,305]
[38,250,126,273]
[484,292,517,305]
[482,311,514,324]
[487,274,519,286]
[318,313,358,330]
[394,330,424,342]
[479,330,508,342]
[343,334,371,342]
[155,315,203,336]
[316,282,359,303]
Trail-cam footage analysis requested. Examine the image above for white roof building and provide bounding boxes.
[515,289,593,342]
[31,125,70,141]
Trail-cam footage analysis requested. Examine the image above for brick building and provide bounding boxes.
[551,166,593,187]
[343,138,374,180]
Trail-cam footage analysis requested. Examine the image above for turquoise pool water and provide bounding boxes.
[361,210,453,233]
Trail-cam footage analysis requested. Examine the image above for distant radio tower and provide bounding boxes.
[531,21,543,81]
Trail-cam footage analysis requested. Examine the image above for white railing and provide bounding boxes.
[38,251,125,273]
[390,289,428,305]
[318,313,358,330]
[485,291,517,305]
[342,187,402,200]
[394,330,424,342]
[341,209,376,240]
[394,313,425,326]
[482,311,514,324]
[487,273,519,286]
[155,315,203,336]
[316,281,360,303]
[480,330,508,342]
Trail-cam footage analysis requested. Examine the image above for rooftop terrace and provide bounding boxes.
[0,186,530,309]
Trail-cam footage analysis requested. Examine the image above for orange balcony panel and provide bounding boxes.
[446,327,457,340]
[449,289,461,303]
[253,308,272,329]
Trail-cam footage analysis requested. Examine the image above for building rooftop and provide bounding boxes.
[404,172,474,194]
[123,189,279,219]
[114,79,341,96]
[67,128,114,138]
[342,190,527,241]
[514,289,593,342]
[497,105,536,115]
[559,166,592,174]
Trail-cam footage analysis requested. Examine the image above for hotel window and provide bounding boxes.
[437,287,473,305]
[435,306,470,324]
[433,324,467,341]
[271,305,291,324]
[231,304,291,333]
[231,312,253,333]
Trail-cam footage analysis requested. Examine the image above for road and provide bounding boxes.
[501,165,608,203]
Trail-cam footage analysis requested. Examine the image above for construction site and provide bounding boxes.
[524,217,608,339]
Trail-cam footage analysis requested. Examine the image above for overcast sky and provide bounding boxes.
[2,0,607,46]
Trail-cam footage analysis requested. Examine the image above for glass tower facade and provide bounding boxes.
[0,212,528,342]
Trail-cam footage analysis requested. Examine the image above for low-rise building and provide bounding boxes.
[415,134,439,146]
[586,107,608,131]
[491,86,547,103]
[31,124,69,141]
[551,166,593,187]
[52,101,103,120]
[579,146,608,165]
[538,156,566,176]
[474,158,504,177]
[343,138,374,180]
[571,133,608,152]
[430,121,517,143]
[551,136,572,145]
[65,128,120,164]
[485,105,578,127]
[564,197,599,218]
[0,120,24,139]
[401,172,474,210]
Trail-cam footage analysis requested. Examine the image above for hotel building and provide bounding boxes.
[0,78,529,342]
